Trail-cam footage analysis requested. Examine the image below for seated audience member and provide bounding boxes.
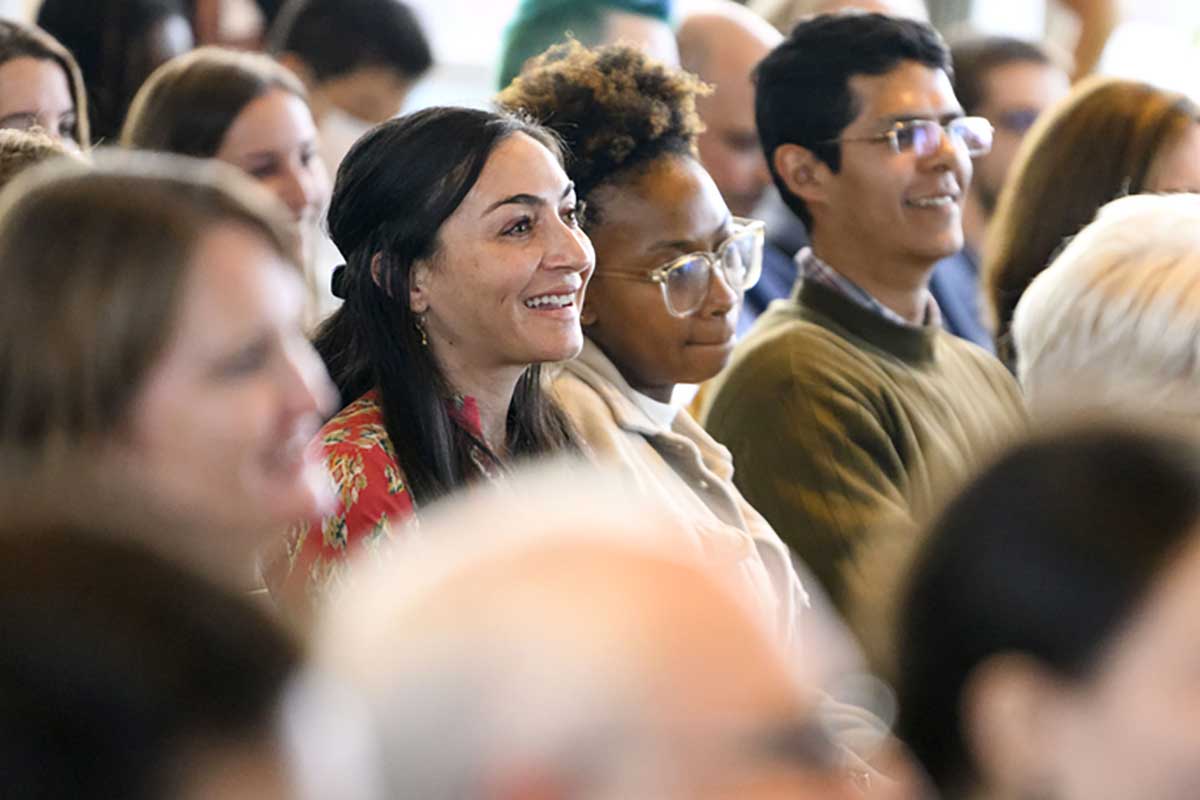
[122,47,333,323]
[269,107,593,612]
[897,424,1200,800]
[1013,194,1200,421]
[0,527,298,799]
[985,77,1200,367]
[0,129,74,188]
[676,2,792,335]
[497,0,677,89]
[499,42,832,657]
[701,14,1025,619]
[287,470,882,800]
[0,154,336,588]
[37,0,194,142]
[929,35,1068,352]
[268,0,433,173]
[0,20,89,150]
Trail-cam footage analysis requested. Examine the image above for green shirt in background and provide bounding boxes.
[497,0,673,88]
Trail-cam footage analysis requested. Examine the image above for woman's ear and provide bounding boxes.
[772,143,828,209]
[399,254,431,314]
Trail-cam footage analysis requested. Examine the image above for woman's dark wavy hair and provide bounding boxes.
[315,106,578,504]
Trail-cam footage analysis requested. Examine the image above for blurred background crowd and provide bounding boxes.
[3,0,1200,798]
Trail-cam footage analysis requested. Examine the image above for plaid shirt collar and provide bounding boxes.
[795,247,941,329]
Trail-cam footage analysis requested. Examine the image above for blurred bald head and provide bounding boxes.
[678,2,782,217]
[294,466,857,800]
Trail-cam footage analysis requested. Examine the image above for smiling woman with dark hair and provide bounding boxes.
[270,106,594,612]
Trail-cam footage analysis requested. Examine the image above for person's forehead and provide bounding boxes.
[979,59,1069,110]
[847,62,959,121]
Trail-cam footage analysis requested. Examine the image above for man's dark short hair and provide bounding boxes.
[754,12,951,229]
[268,0,433,83]
[950,35,1056,116]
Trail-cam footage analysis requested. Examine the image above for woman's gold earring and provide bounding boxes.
[415,314,429,347]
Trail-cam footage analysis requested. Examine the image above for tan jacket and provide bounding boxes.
[553,340,863,674]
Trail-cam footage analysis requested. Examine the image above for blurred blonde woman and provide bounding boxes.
[0,154,335,588]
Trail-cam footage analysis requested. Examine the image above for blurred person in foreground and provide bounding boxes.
[0,19,90,150]
[498,0,678,89]
[37,0,194,142]
[0,527,298,799]
[700,12,1024,637]
[1013,193,1200,422]
[122,47,334,325]
[268,0,433,174]
[268,107,593,614]
[984,77,1200,368]
[926,35,1068,352]
[676,2,794,335]
[0,153,336,589]
[500,42,860,668]
[286,467,908,800]
[897,423,1200,800]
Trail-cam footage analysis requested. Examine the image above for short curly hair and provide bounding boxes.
[497,41,708,222]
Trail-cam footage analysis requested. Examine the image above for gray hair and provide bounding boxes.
[1013,192,1200,421]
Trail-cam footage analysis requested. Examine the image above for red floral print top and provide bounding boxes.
[269,389,497,612]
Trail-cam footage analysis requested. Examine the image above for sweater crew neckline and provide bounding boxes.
[796,278,938,364]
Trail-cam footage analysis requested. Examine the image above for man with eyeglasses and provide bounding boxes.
[928,35,1069,351]
[700,11,1026,657]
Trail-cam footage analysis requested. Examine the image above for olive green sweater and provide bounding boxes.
[701,279,1025,610]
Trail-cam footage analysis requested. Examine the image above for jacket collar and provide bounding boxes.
[561,339,674,438]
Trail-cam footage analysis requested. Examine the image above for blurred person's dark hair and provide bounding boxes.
[497,40,707,226]
[314,106,578,504]
[268,0,432,85]
[754,11,951,229]
[0,152,294,464]
[984,77,1198,367]
[0,526,298,798]
[896,424,1200,796]
[0,128,72,191]
[0,19,90,147]
[36,0,194,143]
[121,46,306,157]
[949,34,1057,116]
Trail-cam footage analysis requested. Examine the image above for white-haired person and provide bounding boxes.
[1012,193,1200,421]
[283,465,920,800]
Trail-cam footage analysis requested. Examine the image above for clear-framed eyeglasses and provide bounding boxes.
[829,116,994,159]
[597,217,765,318]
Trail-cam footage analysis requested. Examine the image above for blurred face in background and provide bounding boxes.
[0,56,79,148]
[971,59,1069,212]
[117,221,336,565]
[216,88,330,250]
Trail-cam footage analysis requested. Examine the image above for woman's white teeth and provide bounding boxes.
[909,195,954,208]
[525,293,574,309]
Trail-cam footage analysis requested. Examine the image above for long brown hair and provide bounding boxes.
[985,77,1198,367]
[0,19,91,147]
[121,46,307,156]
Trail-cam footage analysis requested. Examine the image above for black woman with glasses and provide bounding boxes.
[699,12,1026,671]
[499,41,834,659]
